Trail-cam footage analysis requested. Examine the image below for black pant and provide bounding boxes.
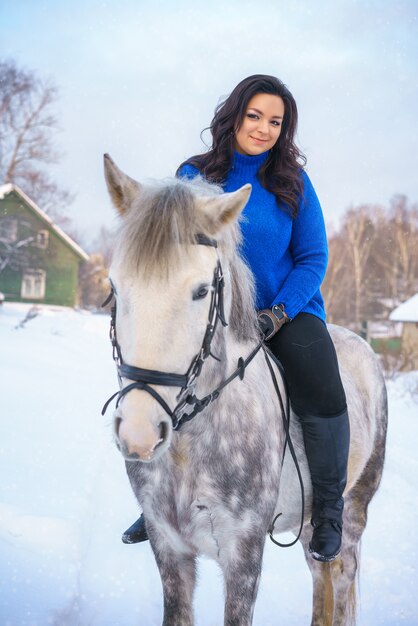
[266,313,347,418]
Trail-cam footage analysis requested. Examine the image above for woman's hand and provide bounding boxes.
[257,305,289,340]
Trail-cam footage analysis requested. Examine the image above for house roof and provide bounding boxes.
[389,293,418,323]
[0,183,89,262]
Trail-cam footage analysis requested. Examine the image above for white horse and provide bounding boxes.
[103,154,387,626]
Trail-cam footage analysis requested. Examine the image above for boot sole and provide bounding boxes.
[309,545,341,562]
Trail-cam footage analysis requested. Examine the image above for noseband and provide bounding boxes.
[102,234,264,430]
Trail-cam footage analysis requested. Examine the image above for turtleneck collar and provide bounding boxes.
[231,149,270,178]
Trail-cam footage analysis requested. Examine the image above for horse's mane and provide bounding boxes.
[116,177,258,342]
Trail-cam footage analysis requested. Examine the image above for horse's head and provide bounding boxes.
[103,154,253,463]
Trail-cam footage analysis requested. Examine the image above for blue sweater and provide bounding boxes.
[178,150,328,322]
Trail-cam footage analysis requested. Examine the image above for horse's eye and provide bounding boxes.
[192,285,209,301]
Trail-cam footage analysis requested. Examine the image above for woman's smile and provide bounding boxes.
[250,136,268,144]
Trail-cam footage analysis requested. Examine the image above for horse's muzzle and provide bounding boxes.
[114,414,171,462]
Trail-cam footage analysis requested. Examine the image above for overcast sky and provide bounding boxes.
[1,0,417,245]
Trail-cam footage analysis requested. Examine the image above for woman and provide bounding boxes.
[122,74,350,563]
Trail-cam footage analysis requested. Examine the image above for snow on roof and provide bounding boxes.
[0,183,89,261]
[389,293,418,322]
[0,183,13,200]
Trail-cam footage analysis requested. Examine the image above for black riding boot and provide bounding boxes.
[298,408,350,562]
[121,514,149,544]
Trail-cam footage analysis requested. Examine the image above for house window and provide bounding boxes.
[21,269,46,299]
[0,217,18,243]
[36,229,49,249]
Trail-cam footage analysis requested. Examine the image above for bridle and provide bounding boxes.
[101,233,264,431]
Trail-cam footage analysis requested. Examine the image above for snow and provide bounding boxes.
[1,302,417,626]
[0,183,13,200]
[390,293,418,322]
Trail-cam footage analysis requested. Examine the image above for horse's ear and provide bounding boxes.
[103,153,142,215]
[198,184,252,234]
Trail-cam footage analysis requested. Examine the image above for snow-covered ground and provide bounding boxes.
[1,303,417,626]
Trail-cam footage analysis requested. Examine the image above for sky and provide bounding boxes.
[1,0,417,246]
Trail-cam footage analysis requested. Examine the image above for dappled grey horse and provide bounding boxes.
[102,154,387,626]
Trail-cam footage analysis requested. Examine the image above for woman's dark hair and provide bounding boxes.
[177,74,307,218]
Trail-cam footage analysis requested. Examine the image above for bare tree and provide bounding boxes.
[0,58,73,221]
[0,216,39,274]
[388,195,418,299]
[368,196,418,305]
[323,205,380,330]
[0,236,34,273]
[341,206,377,331]
[323,196,418,333]
[77,227,117,309]
[78,252,110,309]
[89,225,116,267]
[323,232,350,324]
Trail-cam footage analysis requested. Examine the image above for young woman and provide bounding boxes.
[122,74,350,562]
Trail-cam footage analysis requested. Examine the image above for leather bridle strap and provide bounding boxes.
[174,338,264,429]
[119,364,188,388]
[102,380,176,418]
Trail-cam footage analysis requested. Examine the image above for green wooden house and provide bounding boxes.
[0,184,89,307]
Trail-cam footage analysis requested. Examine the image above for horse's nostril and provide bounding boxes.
[114,417,122,438]
[158,421,169,444]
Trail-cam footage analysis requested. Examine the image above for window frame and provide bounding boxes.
[36,229,49,249]
[21,269,46,300]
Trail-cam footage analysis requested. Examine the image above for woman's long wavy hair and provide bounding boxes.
[177,74,307,218]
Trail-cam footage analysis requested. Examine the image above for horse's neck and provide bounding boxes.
[195,327,258,398]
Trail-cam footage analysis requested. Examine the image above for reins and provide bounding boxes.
[102,232,305,548]
[175,337,265,428]
[262,346,305,547]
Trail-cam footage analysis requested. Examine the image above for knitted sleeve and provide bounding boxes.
[271,171,328,319]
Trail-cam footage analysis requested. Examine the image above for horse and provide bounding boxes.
[102,153,388,626]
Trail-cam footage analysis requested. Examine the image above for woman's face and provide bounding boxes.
[234,93,285,156]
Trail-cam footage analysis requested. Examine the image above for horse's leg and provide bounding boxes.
[221,533,265,626]
[329,469,381,625]
[151,540,197,626]
[302,539,358,626]
[329,542,358,626]
[330,410,387,626]
[300,528,334,626]
[301,495,367,626]
[303,444,385,626]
